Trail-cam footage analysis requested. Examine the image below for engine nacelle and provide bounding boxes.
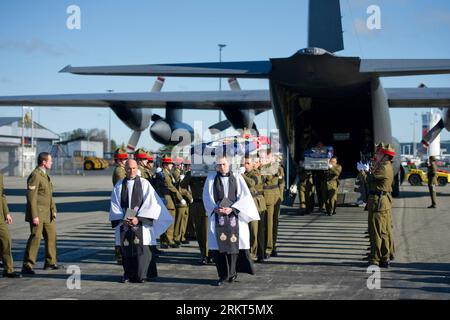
[111,107,151,131]
[150,119,194,146]
[445,108,450,131]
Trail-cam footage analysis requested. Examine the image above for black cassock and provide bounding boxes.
[113,178,157,282]
[211,173,255,282]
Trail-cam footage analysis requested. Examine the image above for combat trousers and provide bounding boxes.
[386,209,395,257]
[305,183,315,214]
[256,211,267,259]
[266,198,281,255]
[325,187,338,215]
[272,198,282,252]
[161,208,176,246]
[0,223,14,274]
[299,184,306,210]
[428,185,437,206]
[265,204,274,255]
[190,201,208,258]
[174,206,188,242]
[249,220,258,260]
[368,209,390,265]
[180,206,190,242]
[23,218,57,268]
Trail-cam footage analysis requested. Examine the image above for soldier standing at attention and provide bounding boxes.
[172,157,188,246]
[251,155,268,261]
[112,148,128,187]
[177,159,194,245]
[22,152,60,275]
[111,147,128,264]
[160,156,186,249]
[271,153,285,257]
[134,148,151,180]
[242,156,267,262]
[427,156,438,209]
[260,150,281,259]
[324,156,342,216]
[182,158,196,242]
[367,143,395,268]
[146,151,155,172]
[0,173,22,278]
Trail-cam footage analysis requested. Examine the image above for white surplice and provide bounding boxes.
[109,177,173,246]
[202,172,260,250]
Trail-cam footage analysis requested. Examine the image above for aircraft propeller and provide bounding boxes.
[126,77,165,152]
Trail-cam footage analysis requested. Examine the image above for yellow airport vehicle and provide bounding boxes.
[406,168,450,187]
[72,151,109,170]
[83,156,109,170]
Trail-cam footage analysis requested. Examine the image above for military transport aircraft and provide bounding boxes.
[1,0,450,196]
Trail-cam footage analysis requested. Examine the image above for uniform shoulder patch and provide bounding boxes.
[28,185,36,190]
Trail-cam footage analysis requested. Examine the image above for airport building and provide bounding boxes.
[0,117,60,176]
[400,140,450,157]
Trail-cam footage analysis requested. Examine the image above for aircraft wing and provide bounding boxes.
[0,90,272,110]
[386,88,450,108]
[60,61,272,79]
[360,59,450,77]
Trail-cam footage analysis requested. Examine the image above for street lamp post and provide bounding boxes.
[218,44,226,124]
[218,44,226,91]
[412,112,418,156]
[107,90,114,153]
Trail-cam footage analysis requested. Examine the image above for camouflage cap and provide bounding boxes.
[114,148,129,160]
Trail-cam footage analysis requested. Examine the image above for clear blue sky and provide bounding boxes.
[1,0,450,151]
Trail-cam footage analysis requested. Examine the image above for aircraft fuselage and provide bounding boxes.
[269,49,401,185]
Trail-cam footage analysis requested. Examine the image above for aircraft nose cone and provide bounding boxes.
[150,120,172,144]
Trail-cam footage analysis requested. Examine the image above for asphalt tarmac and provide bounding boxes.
[1,175,449,300]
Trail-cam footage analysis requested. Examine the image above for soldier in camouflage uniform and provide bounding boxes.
[160,156,186,248]
[134,148,151,180]
[242,156,267,262]
[297,161,315,215]
[174,158,193,245]
[272,154,285,257]
[112,148,128,186]
[324,156,342,216]
[0,174,22,277]
[22,153,60,274]
[427,156,438,209]
[367,143,395,268]
[260,150,282,259]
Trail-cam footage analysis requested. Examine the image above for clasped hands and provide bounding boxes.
[123,217,139,226]
[214,207,233,216]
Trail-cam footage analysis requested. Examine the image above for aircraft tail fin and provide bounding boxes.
[308,0,344,52]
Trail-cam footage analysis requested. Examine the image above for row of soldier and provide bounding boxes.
[111,147,286,266]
